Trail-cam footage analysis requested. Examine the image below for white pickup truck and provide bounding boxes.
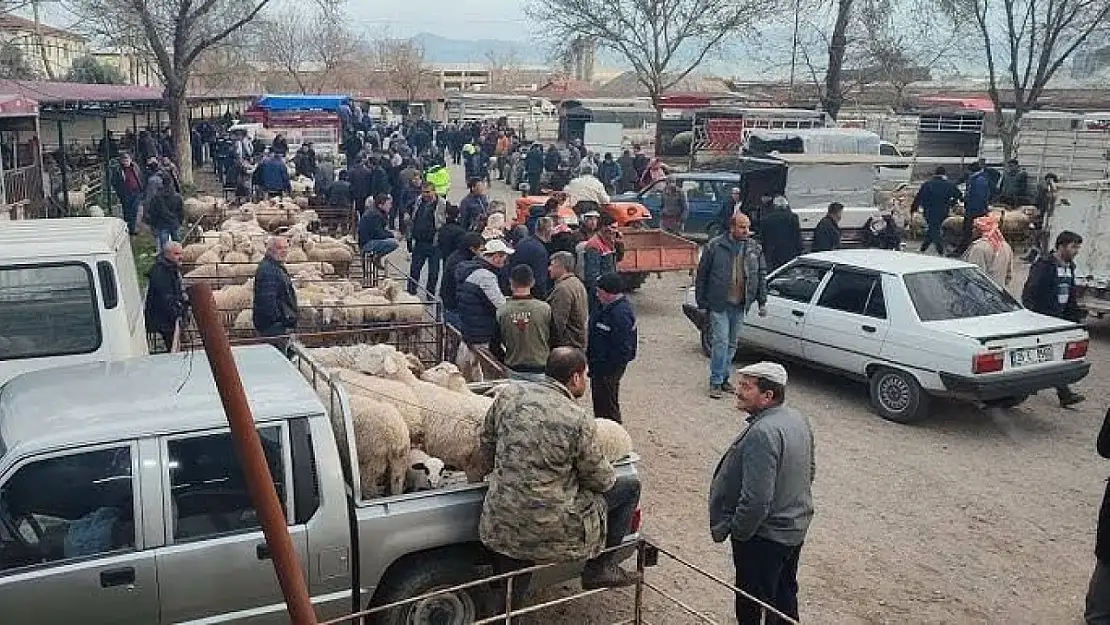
[1050,180,1110,318]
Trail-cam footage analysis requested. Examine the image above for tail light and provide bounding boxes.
[973,351,1004,374]
[1065,339,1089,360]
[629,506,642,533]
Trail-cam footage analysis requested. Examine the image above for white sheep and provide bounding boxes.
[287,249,309,263]
[182,243,213,263]
[421,362,468,391]
[195,247,224,265]
[390,292,425,323]
[233,309,253,331]
[594,418,634,463]
[405,448,447,492]
[212,283,253,312]
[310,344,417,383]
[332,368,424,441]
[345,394,410,497]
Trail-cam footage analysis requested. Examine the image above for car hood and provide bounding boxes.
[921,309,1081,341]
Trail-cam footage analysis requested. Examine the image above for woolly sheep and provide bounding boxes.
[185,264,219,280]
[212,283,253,312]
[307,245,354,263]
[233,309,253,331]
[310,344,417,383]
[223,251,250,264]
[413,386,488,483]
[404,353,425,378]
[287,249,309,263]
[594,419,634,463]
[332,368,424,442]
[218,231,234,248]
[345,394,410,497]
[391,292,425,323]
[182,243,212,263]
[405,448,446,492]
[420,362,469,393]
[195,247,224,266]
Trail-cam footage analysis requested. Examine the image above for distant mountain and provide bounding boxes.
[411,33,550,65]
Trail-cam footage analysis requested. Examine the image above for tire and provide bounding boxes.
[372,557,492,625]
[869,367,931,424]
[984,394,1030,409]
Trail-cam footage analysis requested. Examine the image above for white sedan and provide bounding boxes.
[683,250,1091,422]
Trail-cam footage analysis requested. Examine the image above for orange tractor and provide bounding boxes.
[512,193,653,230]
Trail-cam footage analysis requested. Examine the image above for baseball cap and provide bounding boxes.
[596,273,623,294]
[481,238,514,256]
[736,362,788,386]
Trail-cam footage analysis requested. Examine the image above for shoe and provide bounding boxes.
[720,379,735,393]
[1060,392,1087,408]
[709,384,723,399]
[581,563,637,590]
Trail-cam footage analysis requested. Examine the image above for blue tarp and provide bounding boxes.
[255,94,350,111]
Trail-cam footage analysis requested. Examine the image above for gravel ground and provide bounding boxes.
[450,167,1110,625]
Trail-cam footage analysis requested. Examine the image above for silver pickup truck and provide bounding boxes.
[0,344,641,624]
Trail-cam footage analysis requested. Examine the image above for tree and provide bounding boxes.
[486,50,524,92]
[942,0,1110,159]
[856,0,953,109]
[0,43,38,79]
[64,55,126,84]
[823,0,853,119]
[258,8,314,93]
[256,1,361,93]
[375,38,434,107]
[525,0,770,138]
[64,0,275,185]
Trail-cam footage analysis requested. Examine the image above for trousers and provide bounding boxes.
[731,536,802,625]
[1088,559,1110,624]
[709,305,745,386]
[591,364,627,423]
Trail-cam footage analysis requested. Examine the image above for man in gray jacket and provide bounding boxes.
[695,212,768,399]
[709,362,814,625]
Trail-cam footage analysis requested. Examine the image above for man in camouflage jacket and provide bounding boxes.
[476,347,641,600]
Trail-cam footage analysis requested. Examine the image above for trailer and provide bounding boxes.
[1049,179,1110,318]
[617,229,699,291]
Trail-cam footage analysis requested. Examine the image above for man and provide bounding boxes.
[547,251,589,350]
[437,204,467,272]
[582,213,624,313]
[145,173,184,252]
[358,193,400,262]
[565,164,611,207]
[963,213,1013,286]
[314,154,335,199]
[459,178,490,232]
[696,213,769,399]
[293,142,316,179]
[1021,231,1087,407]
[1086,407,1110,624]
[144,241,187,351]
[511,224,551,298]
[476,347,641,604]
[1027,173,1061,261]
[709,362,815,625]
[717,187,743,235]
[811,202,843,252]
[617,149,637,193]
[597,153,622,193]
[495,264,553,380]
[455,238,513,382]
[110,152,144,235]
[408,181,447,295]
[369,156,392,199]
[958,162,992,255]
[524,143,545,194]
[348,157,373,217]
[443,232,486,330]
[252,236,298,338]
[259,150,291,197]
[587,273,637,423]
[999,158,1030,208]
[327,169,352,210]
[911,167,962,255]
[632,144,649,185]
[759,196,803,270]
[659,177,690,234]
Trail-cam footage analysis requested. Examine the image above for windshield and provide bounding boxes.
[904,268,1022,321]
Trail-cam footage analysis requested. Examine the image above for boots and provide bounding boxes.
[580,558,637,590]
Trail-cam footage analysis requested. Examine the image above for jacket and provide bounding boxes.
[259,157,291,193]
[963,238,1013,286]
[458,193,490,231]
[695,234,768,313]
[476,379,615,562]
[1096,408,1110,563]
[598,160,621,185]
[252,257,298,333]
[327,180,351,208]
[410,196,447,246]
[709,403,815,546]
[759,209,804,270]
[437,221,467,261]
[144,256,186,334]
[1000,167,1029,199]
[547,274,589,349]
[146,193,183,232]
[513,235,551,297]
[456,258,507,343]
[912,176,962,223]
[110,163,144,200]
[582,234,623,292]
[964,171,991,217]
[348,164,373,199]
[314,162,335,197]
[1022,253,1082,322]
[441,249,475,312]
[587,295,637,376]
[369,166,391,197]
[358,208,392,248]
[525,149,544,175]
[810,215,841,252]
[618,155,637,184]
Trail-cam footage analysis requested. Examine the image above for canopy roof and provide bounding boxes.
[254,94,350,111]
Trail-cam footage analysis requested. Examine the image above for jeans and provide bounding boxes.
[709,305,745,386]
[361,238,399,256]
[731,536,802,625]
[920,220,945,255]
[408,242,440,295]
[121,195,139,234]
[154,228,175,253]
[601,475,641,550]
[1088,560,1110,624]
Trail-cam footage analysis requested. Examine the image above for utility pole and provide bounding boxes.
[788,0,800,102]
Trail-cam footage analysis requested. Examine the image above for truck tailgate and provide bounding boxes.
[617,229,698,272]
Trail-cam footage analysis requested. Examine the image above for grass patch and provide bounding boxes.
[133,231,157,288]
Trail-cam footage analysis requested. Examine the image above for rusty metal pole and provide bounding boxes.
[187,282,318,625]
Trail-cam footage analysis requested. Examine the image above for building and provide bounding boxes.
[432,64,491,92]
[91,49,161,88]
[0,14,87,79]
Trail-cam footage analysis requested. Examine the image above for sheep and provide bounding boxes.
[286,249,309,263]
[404,353,425,378]
[222,251,250,264]
[233,309,253,331]
[332,368,424,442]
[185,264,220,280]
[404,448,447,492]
[195,247,224,266]
[182,243,213,263]
[310,344,417,383]
[212,283,253,312]
[345,394,410,497]
[421,362,468,392]
[307,245,354,264]
[391,292,425,323]
[415,391,487,483]
[594,418,634,463]
[286,262,334,276]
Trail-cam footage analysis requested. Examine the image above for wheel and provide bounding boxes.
[373,557,492,625]
[700,328,711,357]
[984,394,1030,409]
[620,272,649,292]
[869,367,931,423]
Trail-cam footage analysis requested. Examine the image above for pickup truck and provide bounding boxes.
[0,343,641,624]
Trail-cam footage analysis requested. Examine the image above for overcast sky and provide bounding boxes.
[348,0,534,40]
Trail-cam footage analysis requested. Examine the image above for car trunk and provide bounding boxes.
[922,311,1087,374]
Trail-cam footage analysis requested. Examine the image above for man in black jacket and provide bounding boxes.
[1021,230,1086,407]
[437,204,467,270]
[442,231,485,329]
[408,181,447,295]
[587,273,638,423]
[1087,407,1110,623]
[253,237,298,338]
[110,152,144,235]
[811,202,843,252]
[328,170,352,209]
[144,242,187,351]
[348,158,373,216]
[511,224,551,298]
[145,179,184,252]
[759,196,803,270]
[358,194,399,263]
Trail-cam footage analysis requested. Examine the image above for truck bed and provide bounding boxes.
[617,229,699,273]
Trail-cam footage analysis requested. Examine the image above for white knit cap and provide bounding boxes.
[736,362,788,386]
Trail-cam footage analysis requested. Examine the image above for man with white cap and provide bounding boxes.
[454,237,513,381]
[708,361,815,625]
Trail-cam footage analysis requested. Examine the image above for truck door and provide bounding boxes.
[0,442,158,624]
[154,424,310,625]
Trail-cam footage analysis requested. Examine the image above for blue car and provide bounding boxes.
[613,171,742,238]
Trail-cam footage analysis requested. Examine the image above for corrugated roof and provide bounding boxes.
[0,79,163,106]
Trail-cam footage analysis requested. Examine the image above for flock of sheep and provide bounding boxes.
[303,344,635,498]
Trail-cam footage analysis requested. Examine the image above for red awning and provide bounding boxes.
[0,94,37,118]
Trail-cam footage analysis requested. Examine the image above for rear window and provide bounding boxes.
[0,263,102,360]
[904,268,1022,321]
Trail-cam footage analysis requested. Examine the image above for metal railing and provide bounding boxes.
[317,539,799,625]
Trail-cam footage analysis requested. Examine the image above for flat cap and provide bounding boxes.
[737,361,788,386]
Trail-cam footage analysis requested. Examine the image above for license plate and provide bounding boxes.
[1010,345,1054,367]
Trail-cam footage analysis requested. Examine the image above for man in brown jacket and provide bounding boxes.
[547,251,589,349]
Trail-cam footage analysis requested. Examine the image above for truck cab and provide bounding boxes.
[0,217,147,386]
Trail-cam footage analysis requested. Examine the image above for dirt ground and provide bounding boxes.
[449,166,1110,625]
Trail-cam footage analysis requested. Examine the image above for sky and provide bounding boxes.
[348,0,534,41]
